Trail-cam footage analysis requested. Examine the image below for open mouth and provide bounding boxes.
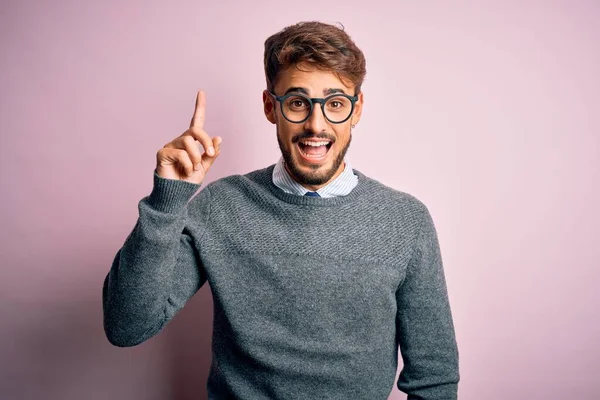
[297,139,333,161]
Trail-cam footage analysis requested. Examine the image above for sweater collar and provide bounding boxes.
[254,163,371,207]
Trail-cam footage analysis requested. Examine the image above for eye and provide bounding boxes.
[287,97,310,110]
[326,97,348,111]
[292,100,307,107]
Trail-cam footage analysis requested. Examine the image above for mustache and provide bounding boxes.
[292,131,335,143]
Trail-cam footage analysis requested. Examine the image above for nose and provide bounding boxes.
[303,102,328,133]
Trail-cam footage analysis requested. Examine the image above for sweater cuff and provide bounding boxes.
[147,170,202,213]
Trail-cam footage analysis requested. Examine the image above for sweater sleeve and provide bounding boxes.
[102,171,211,347]
[395,204,460,399]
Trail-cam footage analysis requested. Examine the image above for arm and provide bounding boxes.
[396,204,460,399]
[102,171,211,347]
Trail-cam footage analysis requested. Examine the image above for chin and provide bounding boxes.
[289,160,336,186]
[277,135,351,187]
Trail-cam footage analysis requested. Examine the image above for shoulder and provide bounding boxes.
[354,168,430,218]
[194,164,274,199]
[349,169,438,243]
[184,165,276,225]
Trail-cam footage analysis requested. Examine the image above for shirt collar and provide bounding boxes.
[272,155,358,198]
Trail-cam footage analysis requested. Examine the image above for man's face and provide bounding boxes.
[263,64,363,191]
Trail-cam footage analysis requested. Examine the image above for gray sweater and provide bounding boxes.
[102,164,460,399]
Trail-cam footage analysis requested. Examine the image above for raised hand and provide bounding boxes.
[156,90,222,184]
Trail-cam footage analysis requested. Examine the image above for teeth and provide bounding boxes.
[299,148,326,158]
[300,141,330,147]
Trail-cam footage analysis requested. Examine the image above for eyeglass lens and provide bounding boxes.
[282,95,352,123]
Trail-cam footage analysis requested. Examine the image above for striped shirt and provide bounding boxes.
[272,156,358,198]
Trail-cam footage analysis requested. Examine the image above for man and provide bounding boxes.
[103,21,460,399]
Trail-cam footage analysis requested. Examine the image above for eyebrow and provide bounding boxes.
[283,87,347,96]
[324,88,346,95]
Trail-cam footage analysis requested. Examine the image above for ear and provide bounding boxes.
[263,90,277,124]
[350,91,364,126]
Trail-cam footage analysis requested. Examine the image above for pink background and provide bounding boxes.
[1,1,599,399]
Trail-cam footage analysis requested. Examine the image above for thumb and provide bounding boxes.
[199,136,222,173]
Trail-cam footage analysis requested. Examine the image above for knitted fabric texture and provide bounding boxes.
[102,164,459,399]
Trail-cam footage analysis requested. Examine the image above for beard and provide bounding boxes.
[277,128,352,186]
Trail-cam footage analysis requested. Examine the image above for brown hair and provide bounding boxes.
[264,21,367,94]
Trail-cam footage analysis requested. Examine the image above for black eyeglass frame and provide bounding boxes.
[268,91,359,124]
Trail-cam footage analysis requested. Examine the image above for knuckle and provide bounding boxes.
[157,147,170,158]
[182,135,195,146]
[176,148,188,158]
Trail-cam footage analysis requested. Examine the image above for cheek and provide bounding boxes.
[277,122,300,141]
[332,127,351,144]
[276,126,290,141]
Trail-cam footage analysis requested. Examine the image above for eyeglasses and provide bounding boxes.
[269,91,358,124]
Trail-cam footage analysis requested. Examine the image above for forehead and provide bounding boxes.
[274,63,354,94]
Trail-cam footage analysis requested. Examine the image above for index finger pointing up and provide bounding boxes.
[190,90,206,128]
